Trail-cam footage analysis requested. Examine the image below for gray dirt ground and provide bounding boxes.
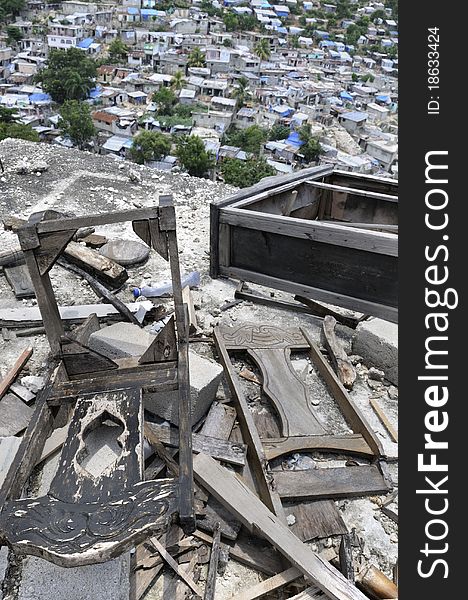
[0,140,398,599]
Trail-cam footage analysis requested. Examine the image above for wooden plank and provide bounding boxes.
[63,241,128,288]
[0,347,33,401]
[149,537,203,597]
[305,180,398,203]
[4,264,35,298]
[199,496,241,541]
[288,588,323,599]
[221,267,398,324]
[146,422,247,467]
[285,500,348,542]
[322,316,356,389]
[37,424,69,464]
[214,327,286,521]
[35,229,77,275]
[0,393,35,436]
[274,466,389,500]
[302,330,385,457]
[356,565,398,599]
[369,398,398,443]
[263,435,374,461]
[220,208,398,257]
[72,313,100,345]
[193,454,369,600]
[232,566,302,600]
[203,522,221,600]
[0,301,154,327]
[149,217,169,261]
[235,284,314,315]
[36,207,160,233]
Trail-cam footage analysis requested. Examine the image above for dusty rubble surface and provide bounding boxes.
[0,140,398,599]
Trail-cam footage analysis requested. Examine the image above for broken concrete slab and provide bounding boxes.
[20,375,45,395]
[88,322,153,359]
[353,318,398,386]
[145,351,224,426]
[17,554,130,600]
[99,240,150,267]
[0,394,34,436]
[0,436,22,488]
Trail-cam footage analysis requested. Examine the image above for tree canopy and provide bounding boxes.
[175,135,214,177]
[0,0,24,22]
[221,157,275,188]
[35,48,97,104]
[298,125,323,164]
[130,131,171,165]
[59,100,96,149]
[107,38,128,63]
[0,107,39,142]
[152,86,177,115]
[224,125,268,154]
[187,48,206,68]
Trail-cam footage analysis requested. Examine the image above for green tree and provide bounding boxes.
[232,76,251,108]
[371,9,387,22]
[0,0,24,22]
[0,122,39,142]
[0,106,18,123]
[351,72,359,82]
[171,70,186,91]
[336,0,352,19]
[223,12,238,32]
[6,25,22,45]
[176,135,214,177]
[269,124,290,141]
[59,100,96,149]
[152,86,177,115]
[225,125,268,154]
[223,38,233,48]
[221,157,275,188]
[35,48,97,104]
[298,125,322,164]
[107,38,128,63]
[130,131,171,165]
[187,47,206,68]
[254,38,270,73]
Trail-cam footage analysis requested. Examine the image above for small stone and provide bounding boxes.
[388,385,398,400]
[286,514,296,526]
[20,375,45,394]
[390,533,398,543]
[349,354,363,366]
[368,367,385,381]
[367,379,384,391]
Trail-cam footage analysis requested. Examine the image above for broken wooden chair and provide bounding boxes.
[0,195,195,567]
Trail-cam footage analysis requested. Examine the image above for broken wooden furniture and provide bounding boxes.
[210,166,398,322]
[0,197,195,567]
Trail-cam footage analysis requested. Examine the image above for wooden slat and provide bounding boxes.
[145,422,247,467]
[220,208,398,257]
[232,566,302,600]
[369,398,398,443]
[302,330,385,457]
[0,347,33,401]
[322,316,356,389]
[193,454,368,600]
[149,537,203,597]
[305,180,398,203]
[285,500,348,542]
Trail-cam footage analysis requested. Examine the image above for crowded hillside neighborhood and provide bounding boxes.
[0,0,398,186]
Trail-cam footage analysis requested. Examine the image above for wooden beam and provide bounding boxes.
[193,454,369,600]
[232,566,302,600]
[302,329,385,458]
[295,295,363,329]
[0,347,33,401]
[149,537,203,598]
[322,316,356,389]
[203,522,221,600]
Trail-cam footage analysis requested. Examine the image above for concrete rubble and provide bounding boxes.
[0,141,398,600]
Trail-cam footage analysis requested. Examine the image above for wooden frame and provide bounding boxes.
[0,197,195,567]
[210,167,398,322]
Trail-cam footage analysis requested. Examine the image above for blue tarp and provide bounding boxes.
[340,91,353,100]
[141,9,158,15]
[89,86,102,99]
[376,94,390,103]
[29,93,51,103]
[276,26,288,34]
[127,7,139,14]
[286,131,304,147]
[77,37,94,49]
